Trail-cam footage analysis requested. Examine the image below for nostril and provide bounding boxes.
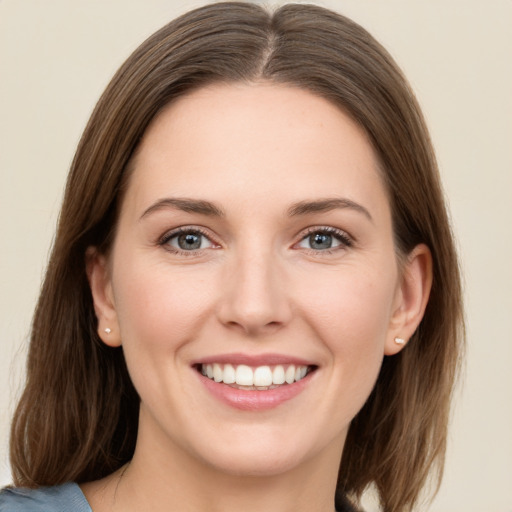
[221,318,284,336]
[216,270,293,333]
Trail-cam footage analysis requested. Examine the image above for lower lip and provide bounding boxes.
[197,371,313,411]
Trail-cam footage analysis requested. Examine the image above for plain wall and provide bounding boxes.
[1,1,511,510]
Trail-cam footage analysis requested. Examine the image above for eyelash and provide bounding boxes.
[158,226,218,256]
[158,226,354,256]
[297,226,354,254]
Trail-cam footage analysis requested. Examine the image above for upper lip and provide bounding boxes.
[191,352,316,367]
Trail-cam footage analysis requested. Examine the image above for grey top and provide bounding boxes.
[0,482,358,511]
[0,482,91,512]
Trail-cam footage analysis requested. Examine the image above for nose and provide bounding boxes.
[216,246,292,336]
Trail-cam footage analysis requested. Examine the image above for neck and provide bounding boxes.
[123,441,340,512]
[82,409,345,512]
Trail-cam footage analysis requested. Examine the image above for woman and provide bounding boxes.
[1,2,464,511]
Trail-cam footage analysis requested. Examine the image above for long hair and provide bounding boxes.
[10,3,464,511]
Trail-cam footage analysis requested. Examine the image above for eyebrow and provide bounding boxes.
[140,196,372,222]
[287,198,373,222]
[140,198,225,220]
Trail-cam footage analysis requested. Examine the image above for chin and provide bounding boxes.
[187,423,344,479]
[201,445,308,478]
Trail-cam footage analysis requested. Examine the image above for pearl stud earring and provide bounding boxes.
[394,337,405,345]
[104,328,112,334]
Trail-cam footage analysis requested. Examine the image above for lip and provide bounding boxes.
[193,353,317,411]
[191,352,315,367]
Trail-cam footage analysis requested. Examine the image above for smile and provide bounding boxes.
[200,363,310,389]
[194,355,317,411]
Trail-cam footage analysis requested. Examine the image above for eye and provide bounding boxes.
[161,228,216,253]
[296,228,352,252]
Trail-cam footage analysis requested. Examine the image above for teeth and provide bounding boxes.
[285,365,295,384]
[200,363,310,386]
[223,363,235,384]
[295,365,307,381]
[272,365,285,385]
[235,365,254,386]
[213,363,223,382]
[254,366,273,387]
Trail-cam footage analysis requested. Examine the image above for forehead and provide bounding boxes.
[124,82,388,219]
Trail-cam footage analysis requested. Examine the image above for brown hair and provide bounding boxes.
[10,3,464,511]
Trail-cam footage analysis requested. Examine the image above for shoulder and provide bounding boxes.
[0,482,91,512]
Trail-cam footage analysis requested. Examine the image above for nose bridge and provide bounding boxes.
[218,239,291,334]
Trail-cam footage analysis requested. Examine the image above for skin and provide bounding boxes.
[85,83,432,512]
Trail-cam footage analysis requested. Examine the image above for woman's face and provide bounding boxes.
[91,83,416,477]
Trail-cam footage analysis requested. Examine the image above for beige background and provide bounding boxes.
[1,1,511,510]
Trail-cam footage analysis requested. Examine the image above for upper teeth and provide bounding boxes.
[201,363,309,387]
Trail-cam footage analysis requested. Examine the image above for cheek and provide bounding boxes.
[296,264,396,393]
[110,258,222,425]
[111,258,216,359]
[300,264,396,341]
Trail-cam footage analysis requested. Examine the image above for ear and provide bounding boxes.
[385,244,433,355]
[86,247,122,347]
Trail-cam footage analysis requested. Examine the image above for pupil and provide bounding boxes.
[178,233,201,250]
[310,233,332,250]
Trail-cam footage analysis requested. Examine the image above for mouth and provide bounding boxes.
[192,353,318,410]
[196,363,315,390]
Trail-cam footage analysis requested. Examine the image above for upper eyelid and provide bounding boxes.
[293,226,355,251]
[301,225,346,234]
[157,226,221,250]
[297,225,353,241]
[157,224,353,247]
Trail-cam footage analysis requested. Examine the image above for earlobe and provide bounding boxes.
[385,244,433,356]
[86,247,122,347]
